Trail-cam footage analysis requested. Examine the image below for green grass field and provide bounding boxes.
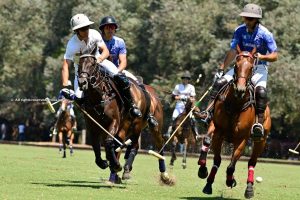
[0,144,299,200]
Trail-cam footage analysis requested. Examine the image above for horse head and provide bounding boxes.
[233,45,256,99]
[78,53,99,91]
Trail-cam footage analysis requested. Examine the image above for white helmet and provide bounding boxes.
[70,14,94,31]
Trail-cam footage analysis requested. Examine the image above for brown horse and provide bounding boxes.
[77,51,173,184]
[197,49,271,199]
[121,84,166,180]
[56,99,76,158]
[170,98,200,169]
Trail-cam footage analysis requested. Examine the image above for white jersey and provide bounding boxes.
[64,29,104,61]
[63,29,118,98]
[172,83,196,119]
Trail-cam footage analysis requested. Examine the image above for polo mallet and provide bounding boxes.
[74,102,131,149]
[289,142,300,155]
[148,84,213,159]
[115,139,132,152]
[45,98,63,113]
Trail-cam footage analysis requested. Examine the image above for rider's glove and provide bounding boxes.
[60,88,76,100]
[214,69,224,80]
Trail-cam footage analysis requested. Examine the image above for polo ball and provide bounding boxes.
[256,176,263,183]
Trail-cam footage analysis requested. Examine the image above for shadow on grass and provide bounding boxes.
[31,179,127,189]
[180,197,240,200]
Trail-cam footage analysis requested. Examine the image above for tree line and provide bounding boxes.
[0,0,299,140]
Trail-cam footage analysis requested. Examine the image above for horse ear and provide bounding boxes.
[236,44,242,54]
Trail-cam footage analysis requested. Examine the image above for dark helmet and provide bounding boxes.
[99,16,118,30]
[181,71,191,79]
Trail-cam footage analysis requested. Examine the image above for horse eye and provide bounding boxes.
[90,76,96,84]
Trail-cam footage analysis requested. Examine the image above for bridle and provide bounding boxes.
[78,54,101,88]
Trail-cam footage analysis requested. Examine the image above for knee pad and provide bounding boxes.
[113,74,130,88]
[255,86,267,113]
[211,77,228,98]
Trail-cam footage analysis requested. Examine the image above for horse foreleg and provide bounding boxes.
[62,132,67,158]
[58,131,63,153]
[182,138,187,169]
[202,133,222,195]
[170,136,178,166]
[198,135,212,178]
[91,134,108,170]
[244,140,267,199]
[105,138,122,173]
[68,131,74,156]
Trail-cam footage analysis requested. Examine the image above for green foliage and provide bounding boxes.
[0,0,299,137]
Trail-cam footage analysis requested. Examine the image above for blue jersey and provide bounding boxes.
[230,24,277,65]
[104,36,127,66]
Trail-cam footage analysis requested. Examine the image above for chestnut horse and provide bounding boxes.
[77,51,173,184]
[197,49,271,199]
[56,99,76,158]
[170,98,200,169]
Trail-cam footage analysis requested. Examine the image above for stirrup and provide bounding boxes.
[148,115,158,127]
[251,123,264,140]
[130,106,142,118]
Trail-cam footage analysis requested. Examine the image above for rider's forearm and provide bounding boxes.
[118,54,127,72]
[259,52,278,62]
[62,59,69,86]
[98,46,110,63]
[221,49,237,70]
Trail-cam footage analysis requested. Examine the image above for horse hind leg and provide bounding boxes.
[170,137,178,166]
[122,144,138,180]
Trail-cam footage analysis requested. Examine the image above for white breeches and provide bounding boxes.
[223,64,268,88]
[172,106,185,120]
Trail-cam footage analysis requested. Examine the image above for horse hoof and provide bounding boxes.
[202,183,212,194]
[198,166,208,179]
[244,182,254,199]
[226,178,237,188]
[160,172,175,186]
[114,164,123,173]
[96,159,108,169]
[122,171,131,180]
[182,163,187,169]
[108,173,122,184]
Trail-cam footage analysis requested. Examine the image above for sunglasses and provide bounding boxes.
[78,26,90,31]
[181,77,190,80]
[244,17,256,21]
